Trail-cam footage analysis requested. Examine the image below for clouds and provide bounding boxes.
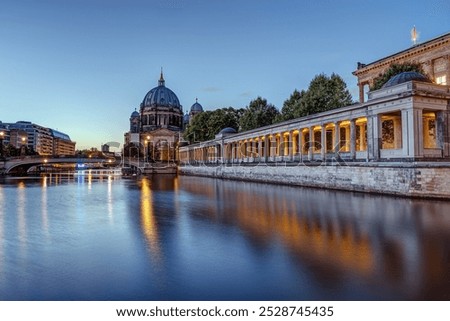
[202,86,221,92]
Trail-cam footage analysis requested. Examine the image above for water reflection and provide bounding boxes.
[139,178,161,262]
[17,181,27,249]
[0,175,448,300]
[41,176,49,237]
[178,176,450,300]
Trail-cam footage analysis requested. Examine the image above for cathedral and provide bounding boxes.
[124,70,203,161]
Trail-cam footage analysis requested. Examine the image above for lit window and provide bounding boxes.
[435,75,447,85]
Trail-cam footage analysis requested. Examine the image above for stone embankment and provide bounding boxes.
[178,162,450,199]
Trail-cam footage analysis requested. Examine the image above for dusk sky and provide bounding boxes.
[1,0,449,149]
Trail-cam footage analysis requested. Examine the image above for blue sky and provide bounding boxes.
[1,0,449,149]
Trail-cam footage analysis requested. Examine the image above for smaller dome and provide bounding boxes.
[183,113,190,124]
[130,110,139,118]
[382,71,432,88]
[190,99,204,113]
[219,127,237,134]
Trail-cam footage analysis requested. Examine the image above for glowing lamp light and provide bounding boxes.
[44,159,48,163]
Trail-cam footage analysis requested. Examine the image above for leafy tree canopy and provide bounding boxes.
[183,107,243,143]
[276,73,353,121]
[371,62,428,90]
[239,97,280,132]
[299,73,353,116]
[274,89,305,123]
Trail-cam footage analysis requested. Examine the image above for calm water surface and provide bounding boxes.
[0,174,448,300]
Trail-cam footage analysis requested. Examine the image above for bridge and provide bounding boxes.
[0,157,117,175]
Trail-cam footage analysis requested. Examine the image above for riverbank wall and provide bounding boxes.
[178,162,450,199]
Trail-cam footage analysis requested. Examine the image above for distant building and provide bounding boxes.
[8,121,53,155]
[0,122,10,146]
[353,31,450,102]
[51,129,76,156]
[183,98,204,127]
[0,121,75,156]
[101,144,110,153]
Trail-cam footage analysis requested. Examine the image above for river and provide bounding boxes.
[0,174,448,300]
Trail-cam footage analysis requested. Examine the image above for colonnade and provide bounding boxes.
[179,117,370,164]
[179,78,450,164]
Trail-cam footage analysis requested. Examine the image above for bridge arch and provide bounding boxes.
[3,157,117,174]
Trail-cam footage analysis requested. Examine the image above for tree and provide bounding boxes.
[298,73,353,117]
[183,107,243,142]
[371,62,428,90]
[3,144,19,157]
[239,97,280,131]
[274,89,305,122]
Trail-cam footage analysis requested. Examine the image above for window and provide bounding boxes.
[435,75,447,85]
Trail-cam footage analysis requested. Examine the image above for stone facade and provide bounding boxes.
[178,59,450,199]
[124,71,183,162]
[353,32,450,102]
[179,79,450,165]
[179,163,450,199]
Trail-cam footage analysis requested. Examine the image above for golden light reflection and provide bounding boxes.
[140,178,161,263]
[17,181,27,250]
[257,200,372,275]
[182,180,376,277]
[41,176,49,235]
[87,172,92,189]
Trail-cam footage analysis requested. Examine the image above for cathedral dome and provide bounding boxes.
[382,71,432,88]
[130,110,139,118]
[141,72,182,110]
[190,99,204,113]
[183,113,190,124]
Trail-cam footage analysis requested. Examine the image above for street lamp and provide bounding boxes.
[20,136,26,156]
[144,139,148,163]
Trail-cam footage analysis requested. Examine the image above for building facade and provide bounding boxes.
[124,71,184,161]
[179,72,450,163]
[51,129,76,156]
[353,32,450,102]
[0,121,75,156]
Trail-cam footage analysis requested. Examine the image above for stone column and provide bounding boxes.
[309,126,314,161]
[263,135,269,162]
[358,83,364,103]
[414,109,424,158]
[221,141,225,164]
[288,131,293,160]
[257,138,261,159]
[231,142,235,162]
[334,121,340,155]
[321,124,326,160]
[367,114,381,160]
[298,128,303,161]
[437,111,448,157]
[350,119,356,159]
[396,112,404,151]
